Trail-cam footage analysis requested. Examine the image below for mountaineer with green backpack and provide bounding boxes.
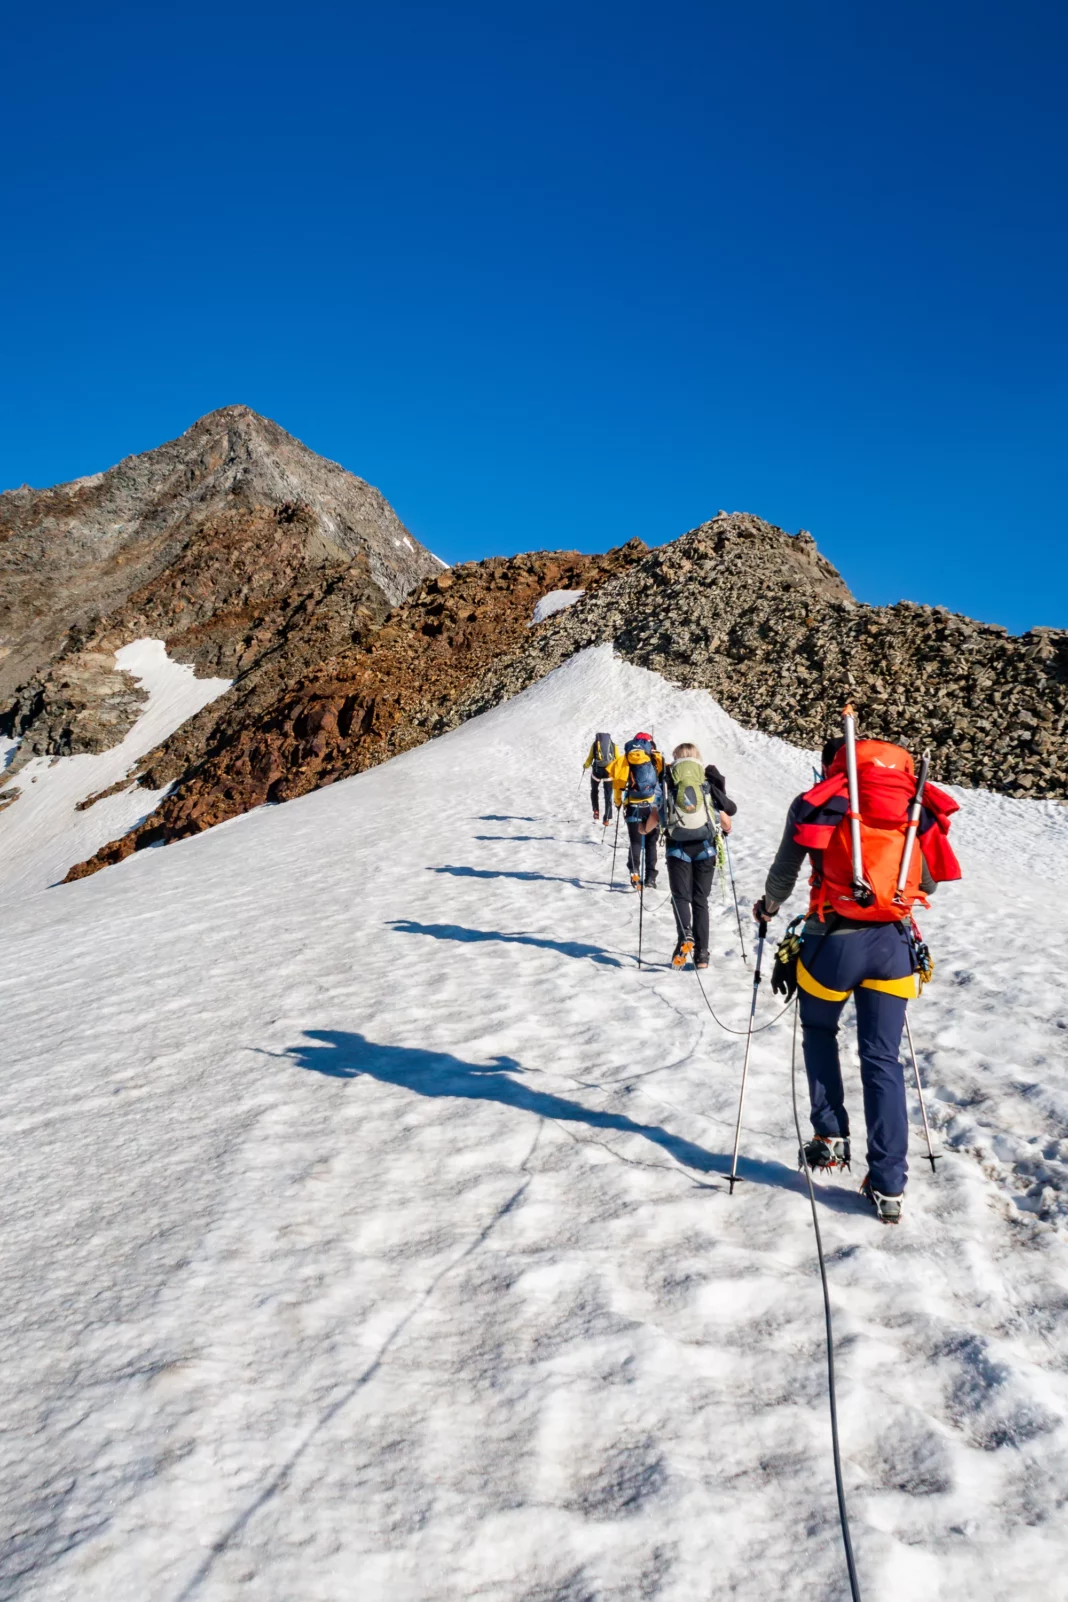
[663,743,737,969]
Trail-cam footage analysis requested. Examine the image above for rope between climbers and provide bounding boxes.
[788,1003,864,1602]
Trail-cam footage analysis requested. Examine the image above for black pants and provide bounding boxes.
[667,846,715,952]
[626,817,658,878]
[589,776,613,820]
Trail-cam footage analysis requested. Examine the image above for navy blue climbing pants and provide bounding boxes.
[797,919,916,1195]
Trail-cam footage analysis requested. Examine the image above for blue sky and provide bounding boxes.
[2,1,1065,633]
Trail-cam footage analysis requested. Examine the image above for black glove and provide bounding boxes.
[770,917,805,1000]
[771,950,798,1000]
[751,895,778,924]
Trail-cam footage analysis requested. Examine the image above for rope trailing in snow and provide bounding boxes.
[789,1002,864,1602]
[662,886,793,1036]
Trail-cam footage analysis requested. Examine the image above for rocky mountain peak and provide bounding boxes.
[1,408,442,763]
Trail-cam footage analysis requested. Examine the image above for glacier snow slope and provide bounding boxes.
[2,644,1067,1602]
[0,639,231,901]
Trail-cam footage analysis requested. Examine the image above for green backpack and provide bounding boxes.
[664,759,717,843]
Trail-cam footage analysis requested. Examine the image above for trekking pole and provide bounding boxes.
[724,833,749,967]
[610,808,622,888]
[727,916,768,1193]
[637,874,645,970]
[903,1012,939,1173]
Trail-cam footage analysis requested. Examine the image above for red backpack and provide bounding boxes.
[794,740,961,921]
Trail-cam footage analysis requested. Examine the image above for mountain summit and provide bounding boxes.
[0,406,441,762]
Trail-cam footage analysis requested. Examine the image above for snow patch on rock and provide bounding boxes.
[531,588,585,626]
[0,639,230,898]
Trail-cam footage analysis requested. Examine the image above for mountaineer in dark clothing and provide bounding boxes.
[752,728,961,1223]
[583,733,618,826]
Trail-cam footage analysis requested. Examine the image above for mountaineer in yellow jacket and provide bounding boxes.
[609,733,664,888]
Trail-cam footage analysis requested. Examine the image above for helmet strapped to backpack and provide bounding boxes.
[664,758,717,843]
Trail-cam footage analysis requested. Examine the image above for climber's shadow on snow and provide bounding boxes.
[287,1031,834,1201]
[291,1029,724,1176]
[430,865,589,889]
[478,815,538,823]
[389,917,625,967]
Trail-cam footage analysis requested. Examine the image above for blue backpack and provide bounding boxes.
[623,736,659,803]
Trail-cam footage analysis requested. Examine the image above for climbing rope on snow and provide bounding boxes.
[789,1002,864,1602]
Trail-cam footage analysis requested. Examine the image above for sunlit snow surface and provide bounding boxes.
[0,639,230,899]
[2,644,1068,1601]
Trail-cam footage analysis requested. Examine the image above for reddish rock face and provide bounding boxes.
[65,542,646,878]
[1,406,440,757]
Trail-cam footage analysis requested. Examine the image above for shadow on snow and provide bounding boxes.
[388,917,626,967]
[282,1031,849,1204]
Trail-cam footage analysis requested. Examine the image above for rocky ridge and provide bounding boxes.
[43,510,1068,883]
[1,407,440,768]
[457,513,1068,795]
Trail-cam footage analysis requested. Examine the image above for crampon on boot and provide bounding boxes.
[860,1175,903,1224]
[800,1135,851,1172]
[630,871,641,889]
[694,949,709,970]
[671,937,694,969]
[645,869,658,889]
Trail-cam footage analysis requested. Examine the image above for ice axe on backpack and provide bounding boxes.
[841,705,874,909]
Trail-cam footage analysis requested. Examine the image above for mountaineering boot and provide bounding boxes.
[694,949,709,970]
[861,1175,903,1224]
[630,871,642,889]
[672,937,694,969]
[800,1135,851,1172]
[645,868,658,889]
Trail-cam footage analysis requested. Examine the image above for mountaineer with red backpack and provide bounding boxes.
[609,733,664,889]
[583,732,619,826]
[752,708,961,1224]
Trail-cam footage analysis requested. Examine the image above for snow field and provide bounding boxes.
[2,644,1067,1601]
[0,639,231,901]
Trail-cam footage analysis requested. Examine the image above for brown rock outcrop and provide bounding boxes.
[66,544,645,879]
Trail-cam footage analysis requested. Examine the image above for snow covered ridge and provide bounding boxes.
[2,645,1068,1599]
[0,639,230,899]
[530,587,585,625]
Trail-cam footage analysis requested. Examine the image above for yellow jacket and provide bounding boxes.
[610,747,664,809]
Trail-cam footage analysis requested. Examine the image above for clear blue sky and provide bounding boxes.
[3,1,1065,633]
